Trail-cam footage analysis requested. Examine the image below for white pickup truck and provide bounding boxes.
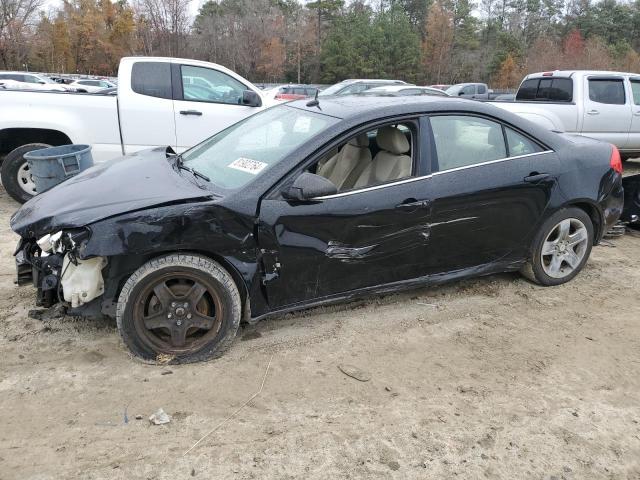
[0,57,270,203]
[491,70,640,159]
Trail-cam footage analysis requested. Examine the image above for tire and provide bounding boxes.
[116,254,241,363]
[0,143,50,203]
[520,207,594,286]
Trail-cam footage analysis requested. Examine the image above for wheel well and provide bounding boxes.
[107,250,250,309]
[0,128,72,156]
[567,201,602,242]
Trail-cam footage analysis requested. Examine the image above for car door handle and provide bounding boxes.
[396,199,431,212]
[634,111,640,116]
[524,172,551,183]
[179,110,202,116]
[587,109,600,115]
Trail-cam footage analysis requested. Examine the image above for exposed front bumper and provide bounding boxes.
[14,239,64,308]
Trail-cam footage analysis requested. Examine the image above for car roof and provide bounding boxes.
[338,79,406,84]
[284,94,564,148]
[525,70,640,78]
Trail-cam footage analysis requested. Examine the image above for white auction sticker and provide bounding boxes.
[228,157,268,175]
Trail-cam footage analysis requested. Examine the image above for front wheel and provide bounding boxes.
[521,207,594,286]
[1,143,50,203]
[116,254,241,363]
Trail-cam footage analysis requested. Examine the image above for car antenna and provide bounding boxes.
[306,89,320,108]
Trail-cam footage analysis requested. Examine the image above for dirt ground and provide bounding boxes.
[1,173,639,480]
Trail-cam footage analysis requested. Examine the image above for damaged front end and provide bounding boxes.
[15,229,107,312]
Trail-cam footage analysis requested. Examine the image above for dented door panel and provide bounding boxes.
[258,177,434,309]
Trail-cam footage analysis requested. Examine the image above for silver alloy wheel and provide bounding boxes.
[541,218,589,279]
[17,162,36,196]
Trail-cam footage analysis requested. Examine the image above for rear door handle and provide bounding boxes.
[587,109,600,115]
[524,172,551,183]
[396,198,431,212]
[180,110,202,116]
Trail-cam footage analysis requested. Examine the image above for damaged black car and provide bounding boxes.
[11,96,624,363]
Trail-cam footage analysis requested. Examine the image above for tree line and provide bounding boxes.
[1,0,640,87]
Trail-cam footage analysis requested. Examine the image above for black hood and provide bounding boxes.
[11,147,213,237]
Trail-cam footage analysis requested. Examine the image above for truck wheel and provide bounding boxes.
[116,254,241,363]
[520,207,593,286]
[1,143,50,203]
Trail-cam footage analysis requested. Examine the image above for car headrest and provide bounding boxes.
[377,126,409,154]
[348,134,370,148]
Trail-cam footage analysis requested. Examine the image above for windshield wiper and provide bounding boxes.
[175,155,211,182]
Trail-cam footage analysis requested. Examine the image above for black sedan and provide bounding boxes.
[10,96,624,363]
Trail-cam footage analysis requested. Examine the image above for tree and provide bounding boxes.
[422,0,454,83]
[494,53,521,88]
[0,0,43,68]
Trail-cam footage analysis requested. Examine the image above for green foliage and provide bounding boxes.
[320,3,420,83]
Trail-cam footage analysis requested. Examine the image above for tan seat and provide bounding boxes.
[317,134,371,191]
[353,126,411,188]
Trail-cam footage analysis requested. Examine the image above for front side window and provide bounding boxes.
[181,106,338,190]
[588,78,625,105]
[461,85,475,95]
[181,65,246,105]
[341,83,368,95]
[311,122,414,192]
[631,79,640,105]
[431,115,543,172]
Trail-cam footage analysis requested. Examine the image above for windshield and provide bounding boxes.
[318,82,348,96]
[181,106,339,190]
[445,85,462,95]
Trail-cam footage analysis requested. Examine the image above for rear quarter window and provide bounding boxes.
[131,62,172,99]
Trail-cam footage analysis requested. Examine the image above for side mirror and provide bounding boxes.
[282,172,337,201]
[242,90,262,107]
[458,91,465,96]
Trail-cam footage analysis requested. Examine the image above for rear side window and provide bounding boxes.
[631,79,640,105]
[430,116,507,171]
[505,128,543,156]
[478,84,487,94]
[516,77,573,102]
[589,78,626,105]
[131,62,172,99]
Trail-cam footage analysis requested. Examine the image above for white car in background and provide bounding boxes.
[0,72,69,91]
[68,79,116,93]
[364,85,451,97]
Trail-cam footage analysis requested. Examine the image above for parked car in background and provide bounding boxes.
[0,72,69,91]
[0,56,272,203]
[10,95,623,363]
[429,84,451,90]
[491,70,640,159]
[445,83,491,99]
[319,79,408,96]
[364,85,450,97]
[274,85,318,101]
[68,79,116,92]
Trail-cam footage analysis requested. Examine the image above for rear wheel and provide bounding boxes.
[521,207,593,286]
[0,143,50,203]
[116,254,241,363]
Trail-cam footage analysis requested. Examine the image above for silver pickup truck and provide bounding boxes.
[491,70,640,159]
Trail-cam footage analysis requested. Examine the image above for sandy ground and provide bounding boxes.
[0,181,639,480]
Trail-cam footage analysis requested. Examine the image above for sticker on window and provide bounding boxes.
[228,157,268,174]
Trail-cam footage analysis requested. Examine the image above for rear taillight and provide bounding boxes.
[610,145,623,174]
